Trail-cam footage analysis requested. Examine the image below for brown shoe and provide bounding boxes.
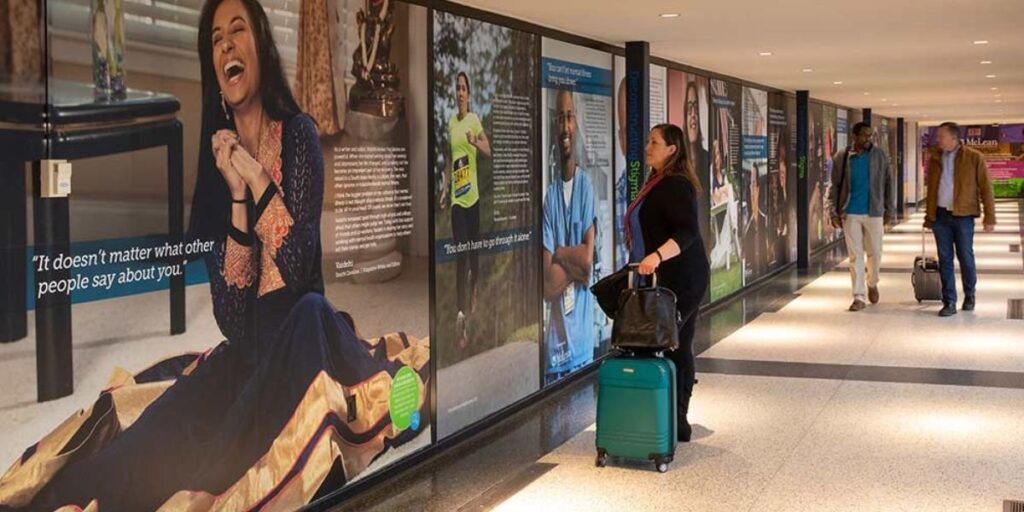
[868,286,880,304]
[849,299,866,312]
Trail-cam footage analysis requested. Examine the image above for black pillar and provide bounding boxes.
[796,91,810,269]
[168,120,185,335]
[624,41,650,204]
[0,161,27,343]
[896,118,905,219]
[862,108,872,126]
[33,162,74,402]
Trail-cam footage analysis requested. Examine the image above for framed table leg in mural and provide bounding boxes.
[2,81,185,401]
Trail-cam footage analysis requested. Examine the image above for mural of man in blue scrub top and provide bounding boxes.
[543,90,597,380]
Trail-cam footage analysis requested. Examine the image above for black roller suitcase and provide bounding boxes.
[913,229,942,303]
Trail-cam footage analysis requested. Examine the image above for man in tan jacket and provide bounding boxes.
[923,122,996,317]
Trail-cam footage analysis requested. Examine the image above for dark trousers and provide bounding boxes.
[932,207,977,305]
[451,203,480,314]
[665,295,701,412]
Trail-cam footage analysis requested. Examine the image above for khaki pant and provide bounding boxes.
[843,215,884,300]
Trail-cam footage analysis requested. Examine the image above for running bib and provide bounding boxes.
[453,155,472,199]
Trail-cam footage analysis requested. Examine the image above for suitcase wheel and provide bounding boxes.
[652,455,669,473]
[596,449,608,468]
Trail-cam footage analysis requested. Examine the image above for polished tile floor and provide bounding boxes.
[323,201,1024,512]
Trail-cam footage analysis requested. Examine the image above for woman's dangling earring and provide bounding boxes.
[220,92,230,121]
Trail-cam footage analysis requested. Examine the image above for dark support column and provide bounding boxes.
[862,108,872,126]
[797,91,810,269]
[168,120,185,335]
[0,161,27,343]
[896,117,906,219]
[624,41,650,204]
[33,162,73,402]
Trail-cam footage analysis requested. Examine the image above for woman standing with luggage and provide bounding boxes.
[624,123,710,442]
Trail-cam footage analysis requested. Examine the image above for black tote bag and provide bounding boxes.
[611,267,680,351]
[590,264,630,318]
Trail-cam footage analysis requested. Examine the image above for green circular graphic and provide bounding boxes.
[389,367,420,431]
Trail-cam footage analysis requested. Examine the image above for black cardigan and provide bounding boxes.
[638,174,710,303]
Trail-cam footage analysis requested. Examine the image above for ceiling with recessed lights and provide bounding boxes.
[455,0,1024,125]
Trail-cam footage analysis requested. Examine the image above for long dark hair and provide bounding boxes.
[457,71,471,98]
[189,0,301,243]
[456,71,471,115]
[652,123,702,193]
[684,81,705,152]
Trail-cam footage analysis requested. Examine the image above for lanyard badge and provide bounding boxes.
[561,175,576,316]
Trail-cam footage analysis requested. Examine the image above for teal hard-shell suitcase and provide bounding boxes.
[595,356,677,472]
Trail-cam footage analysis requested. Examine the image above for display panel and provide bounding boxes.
[876,116,896,214]
[807,101,826,250]
[821,104,839,244]
[923,123,1024,198]
[741,86,769,282]
[786,94,798,263]
[612,57,670,269]
[2,1,433,509]
[708,79,743,301]
[432,9,541,439]
[649,64,668,128]
[539,38,614,385]
[668,69,713,282]
[768,92,793,269]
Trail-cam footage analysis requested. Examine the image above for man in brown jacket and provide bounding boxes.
[923,122,996,317]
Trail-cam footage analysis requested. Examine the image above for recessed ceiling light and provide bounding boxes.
[986,74,997,78]
[991,87,999,90]
[973,40,989,45]
[759,52,773,57]
[660,13,680,18]
[863,92,871,96]
[881,98,888,102]
[833,81,843,85]
[980,60,993,65]
[802,68,814,73]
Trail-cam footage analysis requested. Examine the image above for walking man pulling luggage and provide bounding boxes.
[924,122,996,317]
[829,122,893,312]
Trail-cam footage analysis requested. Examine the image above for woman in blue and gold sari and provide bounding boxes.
[0,0,428,509]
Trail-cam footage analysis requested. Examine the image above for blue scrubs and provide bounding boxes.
[543,168,597,376]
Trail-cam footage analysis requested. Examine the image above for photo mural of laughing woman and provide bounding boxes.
[0,0,429,510]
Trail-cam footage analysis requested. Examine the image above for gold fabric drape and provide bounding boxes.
[296,0,344,136]
[0,0,44,102]
[0,333,430,511]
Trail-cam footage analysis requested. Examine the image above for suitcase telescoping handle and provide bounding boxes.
[626,263,658,289]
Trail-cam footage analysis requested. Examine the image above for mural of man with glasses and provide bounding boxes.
[542,89,597,381]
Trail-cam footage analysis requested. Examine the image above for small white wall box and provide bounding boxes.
[40,160,73,198]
